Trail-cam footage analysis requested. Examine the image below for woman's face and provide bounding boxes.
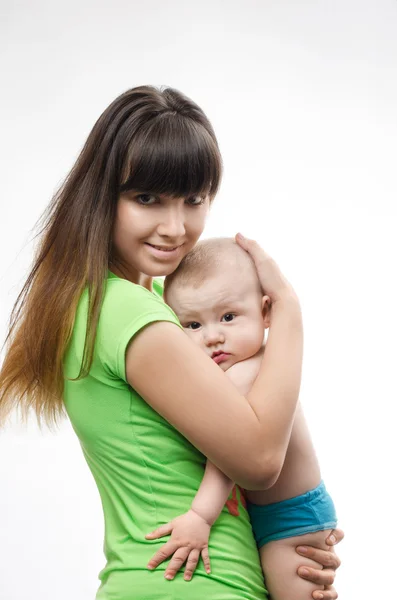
[112,190,210,282]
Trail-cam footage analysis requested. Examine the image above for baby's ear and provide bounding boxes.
[262,295,271,329]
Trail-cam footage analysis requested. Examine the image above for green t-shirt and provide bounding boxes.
[63,271,268,600]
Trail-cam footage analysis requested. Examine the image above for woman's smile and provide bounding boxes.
[112,191,209,280]
[144,242,184,260]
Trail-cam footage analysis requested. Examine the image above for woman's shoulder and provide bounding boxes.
[102,272,172,321]
[69,272,180,379]
[95,273,181,380]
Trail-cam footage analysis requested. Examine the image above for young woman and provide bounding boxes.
[0,85,343,600]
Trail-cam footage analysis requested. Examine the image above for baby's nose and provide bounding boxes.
[204,326,225,345]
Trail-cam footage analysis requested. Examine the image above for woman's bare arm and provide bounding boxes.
[126,292,303,490]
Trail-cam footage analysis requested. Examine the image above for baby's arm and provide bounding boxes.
[144,363,256,581]
[145,454,235,581]
[188,358,264,525]
[188,356,265,527]
[191,460,234,525]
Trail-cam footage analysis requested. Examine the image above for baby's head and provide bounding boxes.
[164,238,270,371]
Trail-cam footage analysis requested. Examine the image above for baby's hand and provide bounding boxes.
[145,509,212,581]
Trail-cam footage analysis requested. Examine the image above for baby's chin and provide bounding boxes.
[218,362,231,372]
[222,347,264,372]
[219,356,243,372]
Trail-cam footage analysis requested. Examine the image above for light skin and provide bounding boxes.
[166,268,270,373]
[111,190,343,598]
[149,257,334,599]
[110,190,210,287]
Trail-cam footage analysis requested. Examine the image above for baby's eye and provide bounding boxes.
[185,322,201,330]
[136,193,157,205]
[186,195,205,206]
[221,313,236,323]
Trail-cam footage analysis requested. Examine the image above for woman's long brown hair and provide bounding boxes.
[0,86,222,428]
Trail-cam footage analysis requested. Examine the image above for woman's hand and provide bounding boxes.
[145,509,212,581]
[235,233,298,304]
[296,528,344,599]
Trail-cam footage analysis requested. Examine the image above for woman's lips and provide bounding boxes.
[144,243,183,259]
[212,352,230,364]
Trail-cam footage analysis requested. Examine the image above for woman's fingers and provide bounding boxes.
[164,547,190,580]
[235,233,296,303]
[145,522,173,539]
[313,584,338,600]
[296,546,341,570]
[235,234,263,263]
[147,541,177,570]
[325,528,344,546]
[297,566,336,586]
[296,531,343,597]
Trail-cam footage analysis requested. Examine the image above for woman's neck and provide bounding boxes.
[108,260,153,291]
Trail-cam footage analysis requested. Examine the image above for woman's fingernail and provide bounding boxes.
[297,546,307,554]
[165,574,173,580]
[329,534,337,543]
[300,568,310,577]
[236,232,246,240]
[147,564,154,570]
[316,595,324,599]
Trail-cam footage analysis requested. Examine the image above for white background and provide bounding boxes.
[1,1,396,598]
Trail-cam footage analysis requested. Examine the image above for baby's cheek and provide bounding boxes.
[240,330,263,358]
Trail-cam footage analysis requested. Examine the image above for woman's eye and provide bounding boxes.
[136,193,157,205]
[186,195,204,206]
[221,313,235,323]
[186,322,201,330]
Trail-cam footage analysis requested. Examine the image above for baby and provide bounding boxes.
[162,237,338,599]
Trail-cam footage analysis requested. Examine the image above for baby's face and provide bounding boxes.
[166,269,267,371]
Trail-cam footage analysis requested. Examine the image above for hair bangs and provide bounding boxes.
[119,112,221,199]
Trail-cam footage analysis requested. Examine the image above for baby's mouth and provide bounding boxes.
[211,351,230,364]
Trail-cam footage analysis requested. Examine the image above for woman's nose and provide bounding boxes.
[157,207,186,238]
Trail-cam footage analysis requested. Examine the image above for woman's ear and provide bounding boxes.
[262,295,271,329]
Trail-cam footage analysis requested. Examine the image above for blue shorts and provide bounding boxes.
[246,480,337,548]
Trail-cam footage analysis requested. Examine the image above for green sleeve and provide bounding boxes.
[96,279,182,382]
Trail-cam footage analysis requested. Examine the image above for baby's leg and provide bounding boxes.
[259,529,332,600]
